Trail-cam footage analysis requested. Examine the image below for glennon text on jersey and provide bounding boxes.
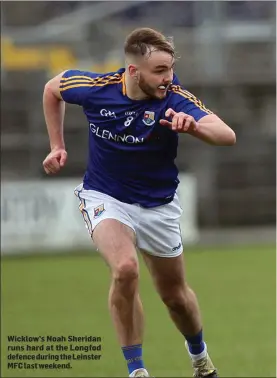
[89,123,144,144]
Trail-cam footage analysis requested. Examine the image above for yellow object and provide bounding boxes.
[2,38,77,74]
[1,38,123,76]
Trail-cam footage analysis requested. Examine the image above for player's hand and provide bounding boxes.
[43,148,67,175]
[159,108,198,133]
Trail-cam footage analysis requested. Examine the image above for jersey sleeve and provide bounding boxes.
[59,69,100,106]
[170,85,213,121]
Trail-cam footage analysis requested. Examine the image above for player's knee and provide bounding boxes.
[113,258,139,287]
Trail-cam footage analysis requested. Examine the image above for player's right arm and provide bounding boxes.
[43,72,66,149]
[43,69,98,174]
[43,71,67,174]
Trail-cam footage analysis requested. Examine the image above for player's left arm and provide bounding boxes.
[161,90,236,146]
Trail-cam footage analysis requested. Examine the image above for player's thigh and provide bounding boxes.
[74,185,138,273]
[93,219,138,275]
[137,194,183,258]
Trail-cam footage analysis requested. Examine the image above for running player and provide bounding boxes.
[42,27,236,377]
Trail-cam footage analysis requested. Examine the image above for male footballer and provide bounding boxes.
[43,27,236,377]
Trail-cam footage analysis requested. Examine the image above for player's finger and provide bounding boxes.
[49,159,60,170]
[165,108,176,118]
[45,160,60,174]
[177,114,186,130]
[172,115,179,130]
[43,165,53,175]
[159,119,172,128]
[43,156,58,174]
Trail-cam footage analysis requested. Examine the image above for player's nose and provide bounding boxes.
[163,76,173,86]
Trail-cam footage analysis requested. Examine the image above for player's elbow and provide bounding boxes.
[215,121,236,146]
[223,128,236,146]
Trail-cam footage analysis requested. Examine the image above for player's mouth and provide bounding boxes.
[158,85,168,91]
[158,85,169,92]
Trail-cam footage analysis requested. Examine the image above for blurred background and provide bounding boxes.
[1,0,276,232]
[1,1,276,377]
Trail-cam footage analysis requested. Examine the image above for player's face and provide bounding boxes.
[137,51,175,100]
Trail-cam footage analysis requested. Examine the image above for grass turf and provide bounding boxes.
[1,244,275,377]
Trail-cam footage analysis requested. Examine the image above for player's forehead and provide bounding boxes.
[143,50,174,69]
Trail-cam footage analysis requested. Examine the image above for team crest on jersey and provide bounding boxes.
[142,111,155,126]
[94,204,105,218]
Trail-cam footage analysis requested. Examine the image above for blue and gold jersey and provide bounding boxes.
[60,68,212,207]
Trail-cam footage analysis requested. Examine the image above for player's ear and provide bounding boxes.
[128,64,138,79]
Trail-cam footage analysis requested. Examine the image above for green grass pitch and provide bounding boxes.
[1,244,275,377]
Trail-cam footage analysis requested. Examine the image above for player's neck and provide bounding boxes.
[124,73,149,101]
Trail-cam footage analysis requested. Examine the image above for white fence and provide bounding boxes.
[1,174,198,255]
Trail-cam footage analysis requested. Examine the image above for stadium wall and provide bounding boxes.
[1,174,198,255]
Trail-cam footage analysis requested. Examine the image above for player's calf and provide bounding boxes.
[159,279,202,339]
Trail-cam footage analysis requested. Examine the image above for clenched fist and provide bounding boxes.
[160,108,198,133]
[43,148,67,175]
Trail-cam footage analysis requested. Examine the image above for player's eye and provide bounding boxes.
[155,69,166,74]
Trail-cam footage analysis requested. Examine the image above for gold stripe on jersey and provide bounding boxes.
[60,72,121,81]
[60,72,122,91]
[60,78,122,92]
[60,73,121,85]
[60,77,121,87]
[170,85,213,114]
